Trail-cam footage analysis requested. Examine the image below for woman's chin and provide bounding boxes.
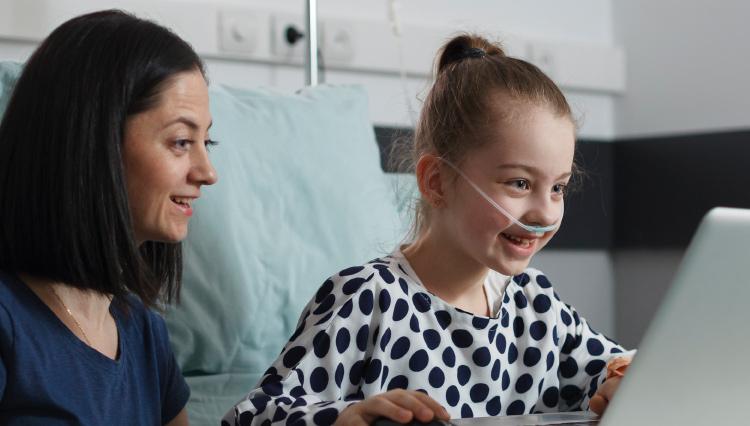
[146,230,187,244]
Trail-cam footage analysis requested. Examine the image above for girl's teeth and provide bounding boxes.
[503,233,532,247]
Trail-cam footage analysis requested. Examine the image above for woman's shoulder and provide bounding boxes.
[0,270,44,320]
[0,271,18,338]
[113,294,169,338]
[0,269,24,299]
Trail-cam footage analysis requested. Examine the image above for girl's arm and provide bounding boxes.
[224,271,379,425]
[225,267,448,425]
[555,300,635,411]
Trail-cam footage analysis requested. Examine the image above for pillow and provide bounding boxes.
[0,62,22,118]
[385,172,419,237]
[162,83,405,422]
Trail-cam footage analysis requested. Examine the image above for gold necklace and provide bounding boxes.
[50,286,92,346]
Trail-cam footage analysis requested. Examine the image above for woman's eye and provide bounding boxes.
[173,139,191,150]
[204,139,219,151]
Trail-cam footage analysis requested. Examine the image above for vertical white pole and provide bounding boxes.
[305,0,319,86]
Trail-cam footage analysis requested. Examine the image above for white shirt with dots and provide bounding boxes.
[224,249,632,425]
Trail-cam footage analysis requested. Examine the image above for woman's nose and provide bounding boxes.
[189,148,218,186]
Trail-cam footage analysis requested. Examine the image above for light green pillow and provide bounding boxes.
[163,83,406,423]
[385,172,419,237]
[0,62,22,118]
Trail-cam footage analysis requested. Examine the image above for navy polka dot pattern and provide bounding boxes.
[224,250,632,424]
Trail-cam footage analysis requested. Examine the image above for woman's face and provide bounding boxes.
[438,103,575,276]
[122,69,217,245]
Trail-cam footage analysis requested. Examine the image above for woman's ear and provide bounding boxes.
[415,154,444,208]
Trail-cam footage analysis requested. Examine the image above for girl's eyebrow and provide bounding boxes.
[497,164,572,180]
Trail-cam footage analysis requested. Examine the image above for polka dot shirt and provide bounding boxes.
[224,250,632,425]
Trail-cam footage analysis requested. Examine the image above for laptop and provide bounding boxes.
[599,206,750,425]
[445,207,749,426]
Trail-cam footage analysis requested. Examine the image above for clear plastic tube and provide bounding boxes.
[440,158,563,236]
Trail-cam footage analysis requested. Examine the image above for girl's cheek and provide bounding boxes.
[535,231,557,252]
[483,208,513,233]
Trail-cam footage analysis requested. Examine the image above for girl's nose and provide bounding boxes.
[523,194,563,228]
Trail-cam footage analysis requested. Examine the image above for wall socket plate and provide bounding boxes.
[321,18,355,64]
[218,10,261,55]
[271,13,307,63]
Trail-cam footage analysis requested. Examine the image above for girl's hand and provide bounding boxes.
[589,357,632,415]
[334,389,451,426]
[589,375,623,415]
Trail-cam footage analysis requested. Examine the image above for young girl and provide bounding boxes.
[225,34,631,425]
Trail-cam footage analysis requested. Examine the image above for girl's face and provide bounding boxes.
[439,103,575,276]
[122,69,218,245]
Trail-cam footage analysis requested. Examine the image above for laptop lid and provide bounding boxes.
[600,207,750,425]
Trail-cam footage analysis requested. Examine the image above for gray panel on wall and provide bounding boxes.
[531,250,615,340]
[612,249,684,349]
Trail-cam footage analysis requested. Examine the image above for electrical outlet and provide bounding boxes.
[529,42,558,80]
[321,19,355,64]
[271,13,307,63]
[500,35,532,62]
[218,10,261,55]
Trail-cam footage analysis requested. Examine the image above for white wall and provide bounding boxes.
[203,0,621,139]
[210,0,616,43]
[0,0,621,139]
[613,0,750,138]
[0,0,621,338]
[610,0,750,345]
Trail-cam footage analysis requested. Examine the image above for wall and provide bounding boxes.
[0,0,620,337]
[0,0,621,138]
[612,0,750,346]
[612,250,683,348]
[198,0,620,139]
[613,0,750,138]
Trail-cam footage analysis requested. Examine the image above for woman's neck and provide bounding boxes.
[19,273,119,359]
[20,274,112,323]
[402,228,491,316]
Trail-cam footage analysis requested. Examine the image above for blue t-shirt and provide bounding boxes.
[0,271,190,425]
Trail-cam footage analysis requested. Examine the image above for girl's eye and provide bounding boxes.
[507,179,530,191]
[553,183,568,196]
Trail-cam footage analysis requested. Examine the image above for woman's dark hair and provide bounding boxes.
[0,10,206,307]
[405,33,577,238]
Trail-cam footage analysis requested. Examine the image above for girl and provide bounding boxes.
[0,10,217,425]
[225,34,630,425]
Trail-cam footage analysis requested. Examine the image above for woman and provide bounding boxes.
[0,10,217,425]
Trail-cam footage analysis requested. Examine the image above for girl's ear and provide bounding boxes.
[415,154,445,208]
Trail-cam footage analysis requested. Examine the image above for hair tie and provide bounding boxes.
[463,47,486,59]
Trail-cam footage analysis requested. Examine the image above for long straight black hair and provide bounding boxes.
[0,10,206,307]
